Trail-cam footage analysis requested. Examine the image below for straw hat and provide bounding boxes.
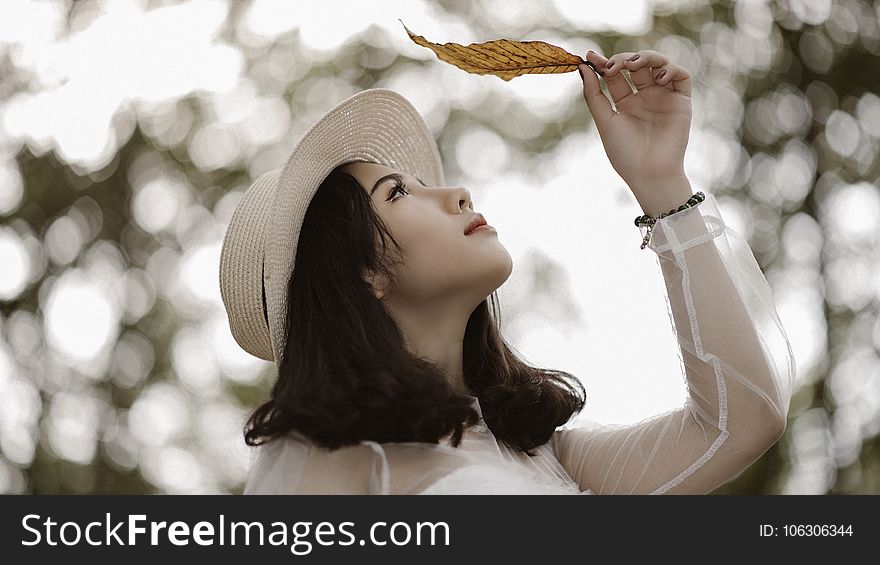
[219,88,445,364]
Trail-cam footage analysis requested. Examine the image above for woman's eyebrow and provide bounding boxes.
[370,173,428,195]
[370,173,402,196]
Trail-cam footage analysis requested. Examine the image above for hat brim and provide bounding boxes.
[263,88,445,364]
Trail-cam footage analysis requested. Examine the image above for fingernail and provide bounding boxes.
[657,69,667,79]
[604,60,614,69]
[627,53,640,61]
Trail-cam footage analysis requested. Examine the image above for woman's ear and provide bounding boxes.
[362,267,388,300]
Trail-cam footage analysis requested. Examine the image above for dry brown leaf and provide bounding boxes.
[400,20,595,81]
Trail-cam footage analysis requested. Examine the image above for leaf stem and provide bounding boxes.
[580,58,600,74]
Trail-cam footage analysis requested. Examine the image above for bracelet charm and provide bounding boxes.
[634,191,705,250]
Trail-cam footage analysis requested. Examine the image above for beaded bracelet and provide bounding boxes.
[633,191,705,250]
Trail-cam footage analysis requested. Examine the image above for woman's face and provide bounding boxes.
[343,161,513,307]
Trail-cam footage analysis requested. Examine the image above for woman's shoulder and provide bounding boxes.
[245,433,390,494]
[550,417,607,455]
[555,417,605,434]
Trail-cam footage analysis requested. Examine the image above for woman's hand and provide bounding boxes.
[578,50,693,213]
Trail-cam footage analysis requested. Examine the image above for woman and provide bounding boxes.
[219,49,796,494]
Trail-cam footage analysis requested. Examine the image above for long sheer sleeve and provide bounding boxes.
[551,192,797,494]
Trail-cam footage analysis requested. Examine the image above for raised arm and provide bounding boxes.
[551,190,796,494]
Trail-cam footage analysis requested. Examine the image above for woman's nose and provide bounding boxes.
[451,186,473,212]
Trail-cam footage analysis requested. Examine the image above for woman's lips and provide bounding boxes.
[464,213,487,235]
[466,224,495,235]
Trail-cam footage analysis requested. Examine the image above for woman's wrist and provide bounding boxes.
[628,175,694,218]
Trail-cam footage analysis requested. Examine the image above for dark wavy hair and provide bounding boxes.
[243,160,586,455]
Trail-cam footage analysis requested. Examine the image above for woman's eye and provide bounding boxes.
[387,181,409,201]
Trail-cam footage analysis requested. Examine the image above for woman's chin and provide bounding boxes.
[488,252,514,290]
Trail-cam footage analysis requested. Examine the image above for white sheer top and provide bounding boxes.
[243,193,796,495]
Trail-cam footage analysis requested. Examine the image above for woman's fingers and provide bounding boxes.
[579,52,615,135]
[623,49,670,90]
[596,50,692,100]
[597,52,638,104]
[651,62,692,97]
[583,50,607,79]
[580,49,692,132]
